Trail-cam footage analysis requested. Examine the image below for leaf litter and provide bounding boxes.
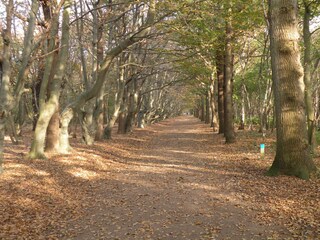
[0,116,319,239]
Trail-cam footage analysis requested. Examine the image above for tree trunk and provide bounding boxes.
[216,49,225,134]
[303,1,316,149]
[205,91,211,124]
[0,0,13,173]
[45,108,60,151]
[118,112,127,134]
[224,20,236,143]
[28,1,71,159]
[268,0,317,179]
[79,107,95,145]
[94,96,105,141]
[200,95,205,122]
[209,75,218,131]
[238,84,245,130]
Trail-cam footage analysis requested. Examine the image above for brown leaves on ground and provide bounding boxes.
[0,116,319,239]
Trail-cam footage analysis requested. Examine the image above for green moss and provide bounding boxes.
[266,166,280,177]
[26,151,47,160]
[296,170,309,180]
[315,131,320,145]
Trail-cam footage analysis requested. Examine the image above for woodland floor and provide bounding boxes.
[0,116,319,240]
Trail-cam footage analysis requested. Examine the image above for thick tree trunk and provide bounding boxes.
[224,20,236,143]
[125,93,138,133]
[0,0,13,173]
[59,108,73,153]
[79,106,95,145]
[268,0,317,179]
[45,108,60,152]
[118,112,127,134]
[94,97,105,141]
[28,1,71,159]
[104,110,119,139]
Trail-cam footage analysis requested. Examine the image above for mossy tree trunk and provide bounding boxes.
[268,0,317,179]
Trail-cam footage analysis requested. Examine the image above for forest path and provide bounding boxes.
[68,116,286,239]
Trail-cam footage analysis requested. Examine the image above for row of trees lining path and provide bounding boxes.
[1,0,319,180]
[1,116,319,238]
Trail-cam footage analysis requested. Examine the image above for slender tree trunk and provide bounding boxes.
[239,84,245,130]
[216,50,225,134]
[268,0,317,179]
[224,20,236,143]
[200,95,205,122]
[209,75,218,131]
[303,1,316,149]
[205,91,211,124]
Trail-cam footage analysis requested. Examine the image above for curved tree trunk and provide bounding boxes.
[28,1,71,159]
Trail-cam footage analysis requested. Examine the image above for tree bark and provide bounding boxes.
[303,0,316,149]
[28,0,71,159]
[45,108,60,151]
[268,0,317,179]
[209,74,218,131]
[205,91,211,124]
[224,20,236,143]
[216,49,225,134]
[0,0,13,173]
[239,84,245,130]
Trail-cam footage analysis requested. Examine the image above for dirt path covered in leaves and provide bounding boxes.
[1,116,319,239]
